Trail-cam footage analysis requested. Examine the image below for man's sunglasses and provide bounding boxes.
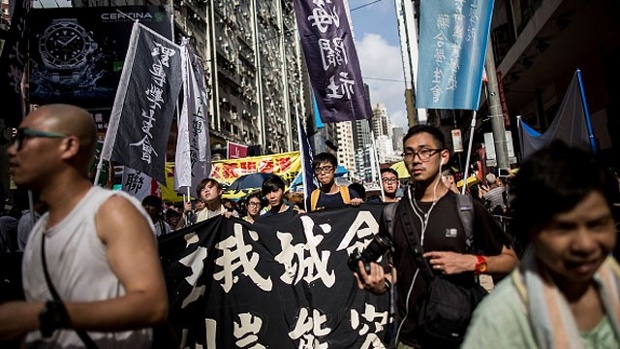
[12,127,68,151]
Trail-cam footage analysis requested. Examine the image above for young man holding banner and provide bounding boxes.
[307,152,362,211]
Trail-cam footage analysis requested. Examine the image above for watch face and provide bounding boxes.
[40,22,92,69]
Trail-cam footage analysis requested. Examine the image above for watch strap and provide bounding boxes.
[474,255,487,275]
[39,300,69,338]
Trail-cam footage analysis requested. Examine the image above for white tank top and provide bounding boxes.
[22,186,154,348]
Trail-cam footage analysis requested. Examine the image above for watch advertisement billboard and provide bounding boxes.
[28,5,172,111]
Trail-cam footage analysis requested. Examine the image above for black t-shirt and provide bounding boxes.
[389,190,510,347]
[306,186,360,211]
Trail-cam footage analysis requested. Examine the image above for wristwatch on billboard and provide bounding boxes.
[38,18,98,83]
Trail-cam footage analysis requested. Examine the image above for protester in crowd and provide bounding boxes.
[286,191,306,212]
[349,183,367,202]
[0,104,167,346]
[479,173,507,213]
[441,168,459,194]
[222,199,236,213]
[381,168,401,202]
[142,195,171,237]
[463,141,620,348]
[195,178,238,222]
[165,209,183,231]
[243,193,262,224]
[259,174,299,218]
[355,124,517,348]
[0,206,20,253]
[180,199,205,227]
[306,152,362,211]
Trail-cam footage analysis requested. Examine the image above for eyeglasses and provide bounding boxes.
[402,148,441,163]
[12,127,68,151]
[382,178,398,184]
[314,165,334,174]
[248,201,261,207]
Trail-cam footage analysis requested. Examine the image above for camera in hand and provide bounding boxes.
[348,233,393,274]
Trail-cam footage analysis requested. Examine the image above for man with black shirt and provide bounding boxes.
[306,152,362,211]
[355,125,518,348]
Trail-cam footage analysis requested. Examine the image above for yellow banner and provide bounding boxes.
[160,152,302,203]
[162,162,184,203]
[210,151,301,186]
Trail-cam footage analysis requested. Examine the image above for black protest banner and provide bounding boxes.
[159,204,391,348]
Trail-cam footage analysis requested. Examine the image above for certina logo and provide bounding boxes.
[101,12,154,21]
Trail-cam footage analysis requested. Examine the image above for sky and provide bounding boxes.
[348,0,409,131]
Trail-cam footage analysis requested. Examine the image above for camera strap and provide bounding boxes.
[398,193,435,283]
[41,234,100,349]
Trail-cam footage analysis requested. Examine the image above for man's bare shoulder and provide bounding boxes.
[95,194,153,241]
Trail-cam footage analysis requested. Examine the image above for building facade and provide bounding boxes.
[336,122,356,179]
[174,0,307,157]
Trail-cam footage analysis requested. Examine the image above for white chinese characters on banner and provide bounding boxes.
[307,0,358,102]
[129,42,176,164]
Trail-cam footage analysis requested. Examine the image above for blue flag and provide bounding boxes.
[293,0,372,123]
[417,0,495,110]
[518,70,593,159]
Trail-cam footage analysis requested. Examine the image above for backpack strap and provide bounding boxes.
[311,186,351,211]
[398,194,435,283]
[310,189,321,211]
[382,202,399,238]
[455,194,475,251]
[339,185,351,204]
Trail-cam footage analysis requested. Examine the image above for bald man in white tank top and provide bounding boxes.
[0,104,167,348]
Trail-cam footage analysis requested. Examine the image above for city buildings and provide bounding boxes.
[174,0,308,157]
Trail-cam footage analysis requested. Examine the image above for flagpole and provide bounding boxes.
[576,69,596,154]
[516,115,524,163]
[461,111,477,194]
[93,156,104,186]
[368,122,385,202]
[295,105,309,212]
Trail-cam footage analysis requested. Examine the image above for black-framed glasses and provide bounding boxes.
[401,148,441,162]
[314,165,334,174]
[382,178,398,184]
[247,201,261,207]
[12,127,68,151]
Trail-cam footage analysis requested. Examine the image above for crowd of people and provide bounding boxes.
[0,103,619,349]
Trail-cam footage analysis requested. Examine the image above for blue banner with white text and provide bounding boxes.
[417,0,495,110]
